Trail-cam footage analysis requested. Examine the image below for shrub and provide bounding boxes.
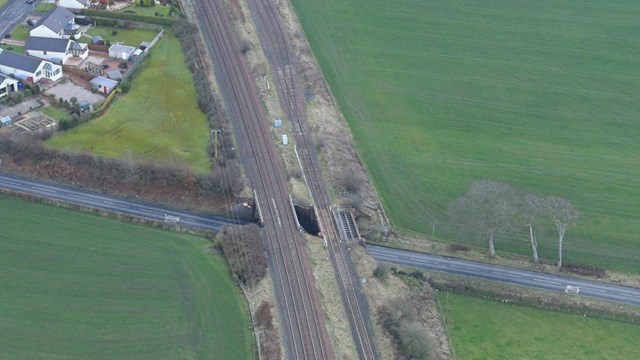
[217,224,266,286]
[448,243,471,253]
[373,264,389,280]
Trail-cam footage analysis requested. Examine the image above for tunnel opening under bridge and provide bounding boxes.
[294,204,320,236]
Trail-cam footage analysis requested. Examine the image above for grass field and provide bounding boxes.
[0,43,23,53]
[85,26,158,47]
[0,195,252,359]
[48,33,211,173]
[439,292,640,360]
[9,24,29,41]
[292,0,640,272]
[40,106,70,123]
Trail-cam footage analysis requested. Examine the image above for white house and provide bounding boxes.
[0,50,63,83]
[109,44,136,60]
[0,75,18,98]
[25,37,88,64]
[57,0,90,10]
[90,76,118,94]
[30,7,79,39]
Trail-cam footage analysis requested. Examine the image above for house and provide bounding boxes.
[0,116,11,127]
[57,0,90,10]
[0,50,63,83]
[109,44,136,60]
[0,74,19,98]
[25,37,88,64]
[90,76,117,94]
[30,7,78,39]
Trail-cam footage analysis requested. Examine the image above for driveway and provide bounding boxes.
[44,81,105,105]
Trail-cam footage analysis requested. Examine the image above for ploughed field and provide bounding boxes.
[440,292,640,360]
[292,0,640,272]
[48,32,211,173]
[0,195,252,359]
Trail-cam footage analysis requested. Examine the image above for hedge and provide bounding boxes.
[78,9,176,26]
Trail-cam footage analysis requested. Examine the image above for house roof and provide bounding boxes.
[106,70,122,80]
[34,7,75,34]
[25,37,70,52]
[109,44,136,54]
[90,76,118,88]
[0,50,43,73]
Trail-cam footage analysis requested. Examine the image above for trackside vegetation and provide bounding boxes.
[439,292,640,360]
[292,0,640,272]
[0,195,252,359]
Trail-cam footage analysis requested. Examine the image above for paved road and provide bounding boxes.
[0,172,244,231]
[0,0,37,38]
[368,245,640,306]
[3,171,638,307]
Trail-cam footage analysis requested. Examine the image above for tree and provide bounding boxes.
[546,196,578,270]
[517,192,544,264]
[448,180,516,258]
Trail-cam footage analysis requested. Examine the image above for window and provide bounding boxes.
[43,51,47,55]
[35,71,41,76]
[54,69,60,76]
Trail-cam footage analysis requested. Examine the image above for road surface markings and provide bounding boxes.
[502,273,523,279]
[533,278,561,285]
[31,186,57,193]
[138,208,162,216]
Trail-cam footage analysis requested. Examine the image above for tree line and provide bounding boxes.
[448,180,578,270]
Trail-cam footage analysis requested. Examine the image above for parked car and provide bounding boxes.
[75,15,91,26]
[26,0,34,4]
[26,19,37,27]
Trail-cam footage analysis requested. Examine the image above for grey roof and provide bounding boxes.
[0,50,43,73]
[91,35,103,43]
[34,7,75,34]
[25,37,70,52]
[106,70,122,80]
[90,76,118,88]
[109,44,136,54]
[70,41,83,50]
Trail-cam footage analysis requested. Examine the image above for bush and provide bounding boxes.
[448,243,471,253]
[564,263,606,277]
[373,264,389,280]
[379,298,433,360]
[217,224,266,286]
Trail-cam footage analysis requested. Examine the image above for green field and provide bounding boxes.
[9,24,29,41]
[86,26,159,47]
[40,106,70,123]
[440,292,640,360]
[292,0,640,271]
[0,195,252,359]
[48,33,211,173]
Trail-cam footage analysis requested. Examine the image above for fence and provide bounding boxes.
[121,28,164,82]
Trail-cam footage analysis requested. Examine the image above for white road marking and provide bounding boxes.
[533,278,561,285]
[31,186,57,193]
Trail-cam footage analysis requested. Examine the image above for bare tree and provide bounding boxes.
[448,180,515,258]
[517,192,544,264]
[546,197,578,270]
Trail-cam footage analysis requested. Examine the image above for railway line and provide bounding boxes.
[192,1,334,359]
[245,1,377,359]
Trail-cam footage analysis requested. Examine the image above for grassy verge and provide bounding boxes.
[9,24,29,41]
[291,0,640,273]
[85,26,158,47]
[0,194,252,359]
[47,32,211,173]
[439,292,640,360]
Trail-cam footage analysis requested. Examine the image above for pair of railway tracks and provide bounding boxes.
[193,1,333,359]
[245,0,377,359]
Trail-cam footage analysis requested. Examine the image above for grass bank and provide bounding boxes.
[0,195,252,359]
[439,292,640,360]
[48,32,211,173]
[292,0,640,272]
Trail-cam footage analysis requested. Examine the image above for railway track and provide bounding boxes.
[245,0,377,359]
[193,1,334,359]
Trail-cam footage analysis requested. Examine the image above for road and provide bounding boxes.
[0,172,243,231]
[0,0,36,38]
[3,171,639,309]
[369,245,640,306]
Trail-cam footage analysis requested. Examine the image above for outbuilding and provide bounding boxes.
[90,76,118,94]
[108,44,136,60]
[91,35,104,45]
[0,74,19,98]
